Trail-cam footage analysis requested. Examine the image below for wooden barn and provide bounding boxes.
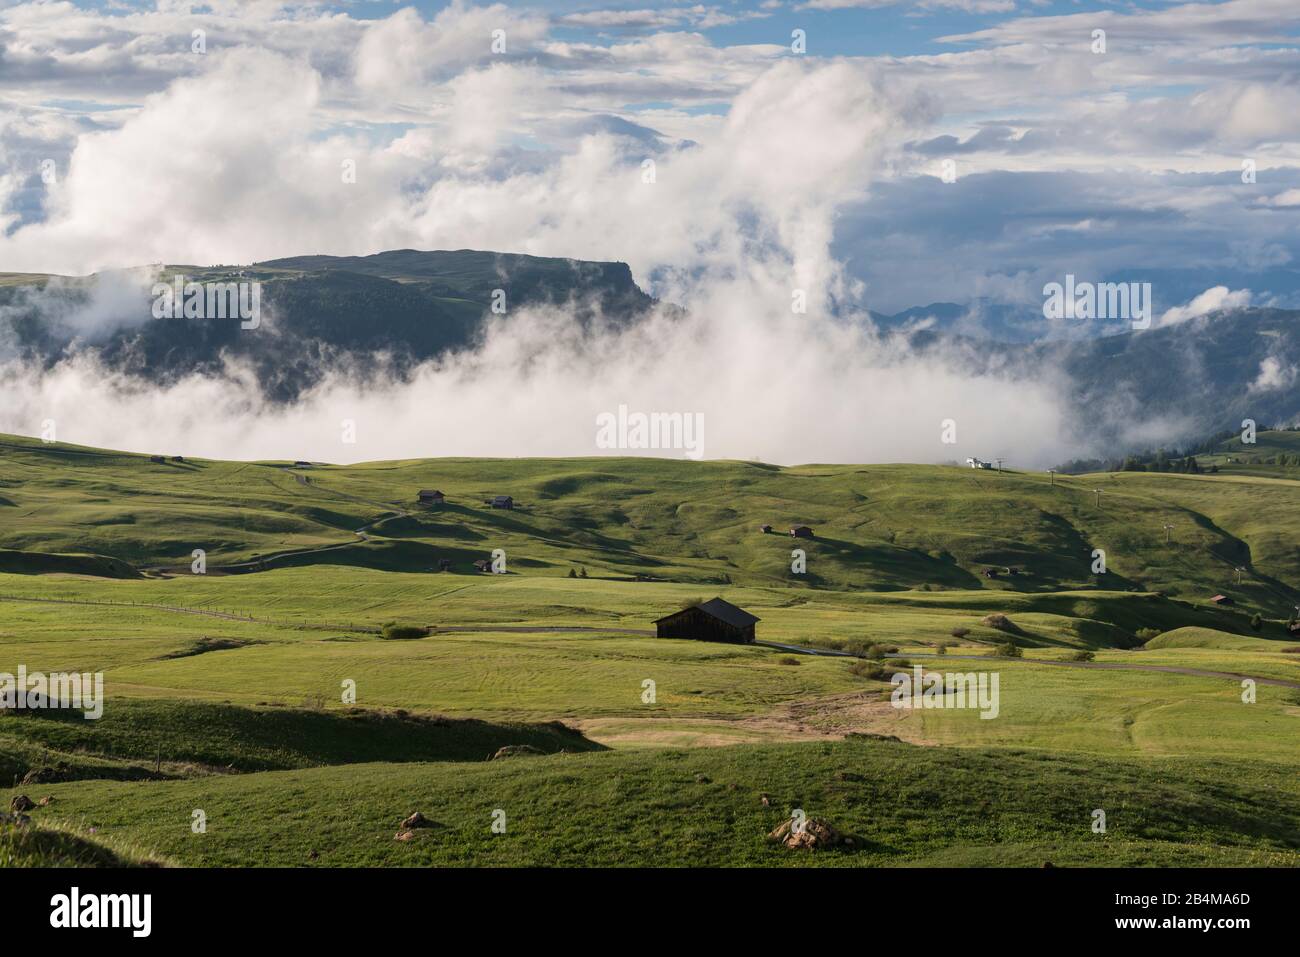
[653,598,760,644]
[789,524,814,539]
[490,495,514,510]
[418,489,445,504]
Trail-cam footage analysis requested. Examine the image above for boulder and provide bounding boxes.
[768,817,854,850]
[9,795,35,813]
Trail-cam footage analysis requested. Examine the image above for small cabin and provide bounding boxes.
[490,495,514,510]
[418,489,445,504]
[789,525,814,539]
[1211,594,1234,606]
[653,597,760,644]
[759,524,772,534]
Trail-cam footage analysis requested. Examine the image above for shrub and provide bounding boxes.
[1069,650,1095,662]
[950,627,970,639]
[981,614,1017,633]
[381,623,431,640]
[847,660,885,680]
[993,642,1022,658]
[935,644,948,656]
[864,643,899,660]
[1250,613,1263,632]
[1135,627,1161,643]
[777,656,800,666]
[568,568,577,578]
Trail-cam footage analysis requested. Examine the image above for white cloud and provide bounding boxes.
[1263,188,1300,207]
[1248,355,1298,393]
[1158,286,1253,327]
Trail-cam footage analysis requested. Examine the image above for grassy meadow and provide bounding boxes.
[1,432,1297,866]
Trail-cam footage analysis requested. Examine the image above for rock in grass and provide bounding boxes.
[9,795,35,813]
[394,811,443,840]
[400,811,434,830]
[489,745,545,760]
[767,817,854,850]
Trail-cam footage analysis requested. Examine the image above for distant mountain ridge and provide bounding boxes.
[0,249,657,402]
[1,250,1296,451]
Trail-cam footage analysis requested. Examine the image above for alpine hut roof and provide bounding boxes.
[653,597,760,629]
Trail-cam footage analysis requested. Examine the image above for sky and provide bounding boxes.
[4,0,1300,310]
[0,0,1297,463]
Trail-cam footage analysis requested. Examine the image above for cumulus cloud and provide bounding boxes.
[1158,286,1253,327]
[0,26,1082,467]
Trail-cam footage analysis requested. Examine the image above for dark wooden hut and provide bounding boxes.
[653,597,759,644]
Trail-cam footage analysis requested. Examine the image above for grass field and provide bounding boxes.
[1,433,1297,867]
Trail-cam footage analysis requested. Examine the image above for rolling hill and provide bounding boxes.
[2,438,1298,868]
[1,432,1296,615]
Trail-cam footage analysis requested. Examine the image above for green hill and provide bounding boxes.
[2,433,1296,614]
[13,740,1298,867]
